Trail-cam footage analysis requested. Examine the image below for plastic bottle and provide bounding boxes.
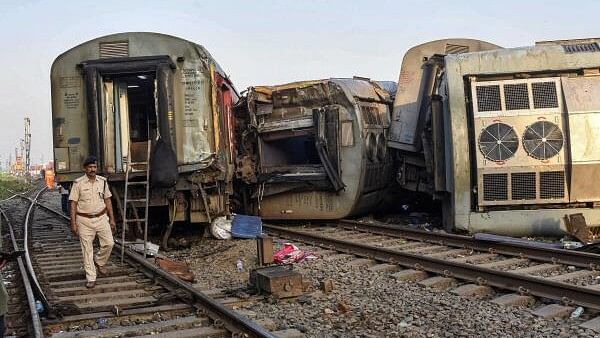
[570,306,584,319]
[35,300,43,313]
[236,259,243,272]
[97,318,107,328]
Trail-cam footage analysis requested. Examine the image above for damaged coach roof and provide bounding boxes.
[249,77,394,103]
[52,31,236,92]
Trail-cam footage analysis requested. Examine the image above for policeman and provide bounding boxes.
[69,156,116,288]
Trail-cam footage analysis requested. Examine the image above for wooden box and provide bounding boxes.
[250,266,303,298]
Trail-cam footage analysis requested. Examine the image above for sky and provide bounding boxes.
[0,0,598,167]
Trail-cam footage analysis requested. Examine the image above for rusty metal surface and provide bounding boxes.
[565,213,600,244]
[264,223,600,310]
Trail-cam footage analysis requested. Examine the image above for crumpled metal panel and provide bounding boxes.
[330,78,388,101]
[388,39,500,152]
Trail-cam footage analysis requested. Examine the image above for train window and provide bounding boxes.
[260,134,320,166]
[341,121,353,147]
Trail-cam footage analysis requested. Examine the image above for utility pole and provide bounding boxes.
[24,117,31,176]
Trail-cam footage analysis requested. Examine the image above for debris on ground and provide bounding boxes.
[210,216,232,239]
[273,243,318,264]
[231,214,263,239]
[561,239,584,250]
[575,241,600,254]
[320,279,335,293]
[564,213,600,244]
[473,233,563,249]
[131,241,160,256]
[155,257,195,282]
[250,265,304,298]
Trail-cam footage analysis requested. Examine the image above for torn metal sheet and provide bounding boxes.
[565,213,600,244]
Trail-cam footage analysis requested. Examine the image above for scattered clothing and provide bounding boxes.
[273,243,318,264]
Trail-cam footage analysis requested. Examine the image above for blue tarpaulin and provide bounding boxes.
[231,214,262,239]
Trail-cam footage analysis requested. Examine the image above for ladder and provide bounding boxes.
[121,139,151,262]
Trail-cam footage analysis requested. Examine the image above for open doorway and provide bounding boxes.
[103,73,157,172]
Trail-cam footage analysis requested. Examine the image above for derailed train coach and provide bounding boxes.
[51,32,238,241]
[234,78,395,219]
[389,38,600,236]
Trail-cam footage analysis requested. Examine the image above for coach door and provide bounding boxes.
[83,56,176,175]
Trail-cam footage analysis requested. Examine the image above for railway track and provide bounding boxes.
[263,220,600,328]
[0,186,275,338]
[0,188,42,337]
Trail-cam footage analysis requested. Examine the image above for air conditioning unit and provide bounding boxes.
[471,78,568,208]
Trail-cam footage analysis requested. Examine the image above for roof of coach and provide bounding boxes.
[51,32,232,82]
[251,78,391,103]
[445,41,600,75]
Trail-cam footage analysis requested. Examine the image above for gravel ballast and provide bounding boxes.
[167,237,597,337]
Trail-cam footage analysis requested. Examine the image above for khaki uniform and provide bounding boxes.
[69,175,114,282]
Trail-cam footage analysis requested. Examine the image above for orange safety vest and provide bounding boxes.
[45,170,55,189]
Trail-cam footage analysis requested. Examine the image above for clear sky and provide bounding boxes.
[0,0,598,167]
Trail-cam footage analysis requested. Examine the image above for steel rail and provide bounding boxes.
[26,196,276,338]
[337,219,600,269]
[23,188,51,313]
[0,208,44,337]
[264,224,600,310]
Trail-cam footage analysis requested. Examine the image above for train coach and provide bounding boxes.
[388,38,600,236]
[51,32,238,246]
[234,78,396,219]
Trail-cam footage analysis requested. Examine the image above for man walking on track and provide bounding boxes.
[69,156,116,288]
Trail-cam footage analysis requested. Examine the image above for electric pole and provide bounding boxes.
[24,117,31,176]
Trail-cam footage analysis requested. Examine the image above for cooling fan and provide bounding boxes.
[522,121,564,160]
[478,122,519,162]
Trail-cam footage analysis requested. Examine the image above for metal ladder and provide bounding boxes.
[121,140,151,261]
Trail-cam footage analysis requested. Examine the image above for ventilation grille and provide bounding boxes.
[522,121,564,160]
[532,82,558,109]
[480,171,566,205]
[474,79,561,113]
[360,105,382,125]
[511,172,536,200]
[478,123,519,162]
[563,42,600,54]
[504,83,530,110]
[445,44,469,54]
[99,41,129,58]
[476,85,502,112]
[483,173,508,201]
[540,171,565,199]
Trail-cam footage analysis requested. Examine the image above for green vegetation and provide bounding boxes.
[0,174,34,199]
